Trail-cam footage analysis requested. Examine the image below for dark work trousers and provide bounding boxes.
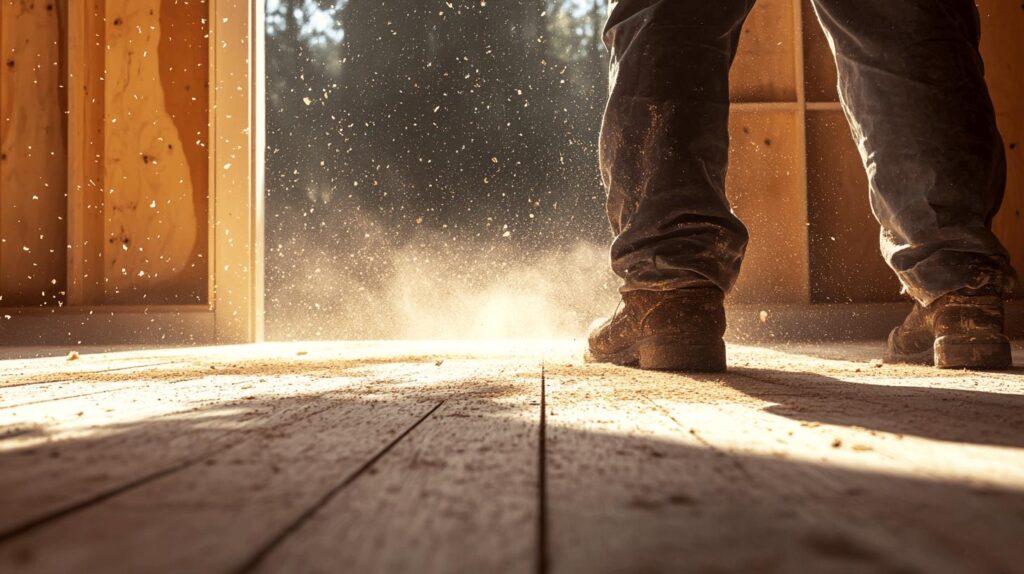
[600,0,1016,306]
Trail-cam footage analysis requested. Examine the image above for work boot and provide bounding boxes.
[884,285,1012,369]
[586,287,727,372]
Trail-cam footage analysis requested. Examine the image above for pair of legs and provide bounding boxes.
[591,0,1016,370]
[601,0,1014,305]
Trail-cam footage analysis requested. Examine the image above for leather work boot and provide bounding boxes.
[884,285,1012,369]
[586,287,727,371]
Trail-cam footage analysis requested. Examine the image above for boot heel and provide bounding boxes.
[638,336,726,372]
[934,334,1012,370]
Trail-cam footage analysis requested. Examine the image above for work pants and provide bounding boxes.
[601,0,1015,305]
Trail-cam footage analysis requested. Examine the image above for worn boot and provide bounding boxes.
[884,285,1012,369]
[586,288,727,371]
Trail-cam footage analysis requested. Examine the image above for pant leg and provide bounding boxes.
[810,0,1017,306]
[600,0,754,294]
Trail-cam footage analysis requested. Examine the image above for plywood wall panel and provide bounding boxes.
[102,0,204,303]
[806,111,901,304]
[800,0,838,103]
[0,0,68,306]
[727,110,808,304]
[158,0,209,302]
[731,0,797,103]
[977,0,1024,289]
[802,0,1022,302]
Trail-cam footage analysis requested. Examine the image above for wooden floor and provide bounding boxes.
[1,340,1023,573]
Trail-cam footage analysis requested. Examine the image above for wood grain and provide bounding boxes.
[0,0,68,306]
[727,110,809,304]
[978,0,1024,286]
[66,0,107,305]
[0,342,1022,571]
[731,0,798,103]
[255,374,540,574]
[806,110,902,303]
[0,344,541,573]
[800,0,1022,300]
[0,389,443,572]
[156,0,209,303]
[102,0,199,303]
[0,351,498,542]
[546,354,1024,573]
[800,0,837,103]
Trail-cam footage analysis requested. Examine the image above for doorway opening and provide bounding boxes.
[263,0,617,340]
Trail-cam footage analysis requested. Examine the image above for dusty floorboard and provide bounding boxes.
[0,340,1022,573]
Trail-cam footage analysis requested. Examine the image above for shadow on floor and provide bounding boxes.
[1,368,1023,573]
[724,366,1024,449]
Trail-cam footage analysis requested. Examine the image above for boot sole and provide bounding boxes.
[934,334,1013,370]
[586,336,726,372]
[640,335,726,372]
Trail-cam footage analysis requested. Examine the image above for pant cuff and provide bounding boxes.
[897,252,1017,306]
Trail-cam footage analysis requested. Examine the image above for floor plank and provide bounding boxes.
[545,357,1024,573]
[0,351,513,539]
[0,340,1021,573]
[253,367,542,574]
[0,388,442,572]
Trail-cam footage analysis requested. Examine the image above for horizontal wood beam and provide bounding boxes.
[728,301,1024,342]
[0,305,215,345]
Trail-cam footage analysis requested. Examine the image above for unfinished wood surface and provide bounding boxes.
[211,0,264,342]
[0,351,501,539]
[0,378,445,572]
[727,110,808,304]
[255,373,539,574]
[806,110,901,303]
[800,0,1023,297]
[0,341,1022,572]
[0,0,68,306]
[546,350,1024,573]
[800,0,837,103]
[978,0,1024,283]
[66,0,107,305]
[156,0,209,303]
[0,344,540,573]
[102,0,200,303]
[730,0,797,103]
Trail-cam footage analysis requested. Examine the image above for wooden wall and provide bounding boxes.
[0,0,1017,313]
[727,0,1024,304]
[0,0,68,307]
[981,0,1024,294]
[0,0,209,308]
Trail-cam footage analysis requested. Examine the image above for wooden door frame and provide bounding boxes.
[0,0,264,346]
[209,0,266,343]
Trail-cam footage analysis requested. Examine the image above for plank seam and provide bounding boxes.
[0,437,239,544]
[234,399,447,574]
[1,374,201,409]
[0,361,179,389]
[1,386,136,409]
[537,363,549,574]
[0,397,347,543]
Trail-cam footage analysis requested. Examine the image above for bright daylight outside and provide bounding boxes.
[264,0,618,340]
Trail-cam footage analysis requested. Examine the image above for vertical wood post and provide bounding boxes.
[211,0,265,342]
[792,0,810,304]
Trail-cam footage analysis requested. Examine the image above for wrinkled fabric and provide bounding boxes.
[600,0,1017,306]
